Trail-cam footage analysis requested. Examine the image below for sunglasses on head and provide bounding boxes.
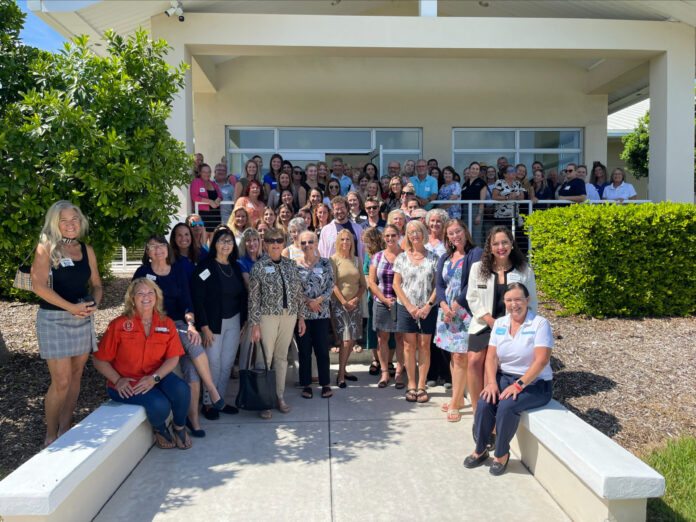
[264,237,285,244]
[189,221,205,227]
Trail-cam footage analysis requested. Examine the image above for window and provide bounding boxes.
[452,128,583,177]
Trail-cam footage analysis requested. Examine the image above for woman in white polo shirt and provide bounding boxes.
[463,282,553,476]
[602,167,637,202]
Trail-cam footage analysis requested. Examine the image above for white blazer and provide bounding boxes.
[466,261,538,335]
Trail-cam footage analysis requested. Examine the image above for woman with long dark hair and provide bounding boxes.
[264,153,283,197]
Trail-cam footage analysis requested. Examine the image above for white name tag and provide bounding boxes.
[155,327,169,333]
[199,268,210,280]
[265,266,276,274]
[59,258,74,267]
[146,273,157,281]
[424,186,431,192]
[199,187,206,192]
[508,273,521,283]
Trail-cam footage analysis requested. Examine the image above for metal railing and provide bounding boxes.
[431,199,652,258]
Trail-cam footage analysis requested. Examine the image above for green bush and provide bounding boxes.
[524,203,696,317]
[0,20,191,298]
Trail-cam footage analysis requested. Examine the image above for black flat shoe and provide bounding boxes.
[489,456,509,476]
[201,405,219,420]
[344,374,358,382]
[185,418,206,438]
[368,361,380,375]
[463,450,489,469]
[336,377,347,389]
[222,404,239,415]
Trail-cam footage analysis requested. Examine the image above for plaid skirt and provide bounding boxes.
[36,308,97,360]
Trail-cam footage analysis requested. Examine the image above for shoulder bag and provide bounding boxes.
[235,339,278,411]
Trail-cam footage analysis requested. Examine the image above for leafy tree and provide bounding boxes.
[621,89,696,190]
[0,11,191,297]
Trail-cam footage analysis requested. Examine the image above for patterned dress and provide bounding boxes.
[434,257,471,353]
[437,182,461,219]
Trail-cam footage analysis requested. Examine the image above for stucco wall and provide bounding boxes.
[192,55,608,169]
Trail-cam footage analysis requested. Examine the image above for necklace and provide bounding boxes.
[216,260,234,278]
[494,263,512,272]
[61,238,76,244]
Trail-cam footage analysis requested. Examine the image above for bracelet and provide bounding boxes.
[513,382,523,392]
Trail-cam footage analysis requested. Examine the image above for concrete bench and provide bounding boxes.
[0,402,152,522]
[509,399,665,522]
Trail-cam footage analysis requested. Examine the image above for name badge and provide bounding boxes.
[495,327,507,335]
[313,268,323,275]
[477,284,487,289]
[146,274,157,281]
[155,327,169,333]
[425,186,431,192]
[59,258,74,267]
[521,330,535,335]
[199,187,206,192]
[508,273,521,283]
[199,268,210,280]
[265,266,276,274]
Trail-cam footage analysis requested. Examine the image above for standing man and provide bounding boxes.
[427,158,439,174]
[214,163,235,226]
[496,156,509,173]
[331,157,354,196]
[387,161,401,178]
[557,164,587,203]
[409,159,438,210]
[318,196,365,261]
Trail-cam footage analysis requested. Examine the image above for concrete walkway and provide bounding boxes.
[95,363,569,521]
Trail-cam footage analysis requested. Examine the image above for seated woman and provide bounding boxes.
[93,278,192,449]
[463,282,553,476]
[133,235,225,436]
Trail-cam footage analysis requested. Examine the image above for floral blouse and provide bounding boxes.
[437,182,461,219]
[393,250,439,307]
[248,255,305,325]
[296,257,334,320]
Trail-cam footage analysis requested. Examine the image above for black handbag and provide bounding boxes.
[235,340,278,411]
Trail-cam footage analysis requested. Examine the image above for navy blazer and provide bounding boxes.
[435,247,483,314]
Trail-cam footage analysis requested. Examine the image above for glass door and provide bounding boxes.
[370,145,383,176]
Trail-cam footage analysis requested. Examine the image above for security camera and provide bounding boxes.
[165,1,184,21]
[165,6,176,16]
[176,7,184,22]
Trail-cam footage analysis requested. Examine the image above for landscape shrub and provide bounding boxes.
[524,202,696,317]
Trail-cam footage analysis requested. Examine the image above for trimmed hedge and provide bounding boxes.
[524,202,696,317]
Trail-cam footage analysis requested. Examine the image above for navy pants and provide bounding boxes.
[296,318,331,387]
[107,373,191,433]
[474,372,552,458]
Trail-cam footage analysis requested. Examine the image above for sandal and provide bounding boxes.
[331,346,340,353]
[259,410,272,420]
[388,362,396,377]
[344,373,358,382]
[416,388,429,403]
[154,429,176,449]
[405,388,418,402]
[394,372,405,389]
[368,360,381,376]
[446,409,462,422]
[172,425,192,450]
[301,386,313,399]
[441,401,464,413]
[321,386,333,398]
[278,401,291,414]
[377,370,390,388]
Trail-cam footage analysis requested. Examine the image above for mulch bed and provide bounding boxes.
[1,276,694,479]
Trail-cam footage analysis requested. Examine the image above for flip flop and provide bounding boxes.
[405,388,418,402]
[446,409,461,422]
[416,388,429,403]
[172,426,192,450]
[154,429,176,449]
[259,410,272,420]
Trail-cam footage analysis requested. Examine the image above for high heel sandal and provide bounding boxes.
[377,370,390,388]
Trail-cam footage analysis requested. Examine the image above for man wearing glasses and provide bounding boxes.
[557,163,587,203]
[361,196,386,231]
[387,161,401,179]
[409,159,438,210]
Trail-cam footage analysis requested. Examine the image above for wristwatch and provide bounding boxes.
[153,374,161,383]
[516,378,526,389]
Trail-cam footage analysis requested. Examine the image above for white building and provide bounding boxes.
[30,0,695,214]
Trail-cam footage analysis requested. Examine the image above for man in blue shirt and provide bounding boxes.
[409,159,438,210]
[330,157,355,196]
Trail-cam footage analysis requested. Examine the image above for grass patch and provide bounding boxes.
[643,436,696,521]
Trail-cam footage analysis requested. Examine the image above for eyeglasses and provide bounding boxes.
[407,230,422,237]
[300,240,315,246]
[264,237,285,244]
[147,244,167,251]
[189,221,205,227]
[217,239,235,245]
[136,291,156,298]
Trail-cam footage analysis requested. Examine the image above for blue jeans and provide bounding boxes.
[107,373,191,433]
[474,372,552,458]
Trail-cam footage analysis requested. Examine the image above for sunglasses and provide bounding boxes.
[365,206,379,211]
[300,240,315,246]
[264,237,285,244]
[189,221,205,227]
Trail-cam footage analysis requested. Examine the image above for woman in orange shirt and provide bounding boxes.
[235,179,266,225]
[93,278,192,450]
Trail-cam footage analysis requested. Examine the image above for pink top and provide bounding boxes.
[190,178,222,212]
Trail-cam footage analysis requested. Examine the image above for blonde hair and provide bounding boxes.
[238,228,261,257]
[124,278,166,319]
[228,206,250,237]
[387,209,407,233]
[334,228,355,258]
[402,219,428,251]
[39,200,89,269]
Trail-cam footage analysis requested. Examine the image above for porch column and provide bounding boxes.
[648,32,695,203]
